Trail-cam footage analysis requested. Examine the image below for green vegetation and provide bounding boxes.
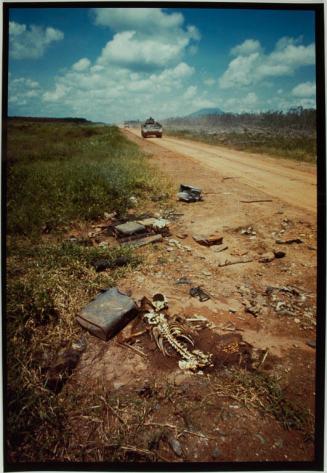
[5,119,170,462]
[165,107,317,162]
[7,120,163,235]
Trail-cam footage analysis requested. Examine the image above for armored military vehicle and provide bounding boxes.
[141,117,163,138]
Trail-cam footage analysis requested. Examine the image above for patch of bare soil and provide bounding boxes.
[68,130,317,463]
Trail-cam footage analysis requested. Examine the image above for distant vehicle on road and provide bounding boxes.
[141,117,163,138]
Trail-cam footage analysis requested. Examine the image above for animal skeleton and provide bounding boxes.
[142,294,213,371]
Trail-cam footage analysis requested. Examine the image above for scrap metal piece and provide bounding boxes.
[77,288,138,340]
[189,286,211,302]
[177,184,203,203]
[115,221,146,236]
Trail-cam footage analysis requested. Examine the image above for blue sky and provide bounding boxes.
[8,6,316,123]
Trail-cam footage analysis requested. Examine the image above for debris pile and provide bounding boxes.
[237,284,264,317]
[265,285,315,326]
[113,217,170,247]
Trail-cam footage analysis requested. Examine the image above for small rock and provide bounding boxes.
[275,238,303,245]
[229,308,237,313]
[176,233,188,239]
[176,277,192,285]
[129,196,138,207]
[307,340,316,348]
[259,252,275,263]
[212,447,221,459]
[166,435,183,457]
[193,232,223,246]
[274,250,286,258]
[104,211,116,220]
[294,318,300,324]
[91,258,112,272]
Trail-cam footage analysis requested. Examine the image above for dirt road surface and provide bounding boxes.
[128,128,316,213]
[73,129,317,463]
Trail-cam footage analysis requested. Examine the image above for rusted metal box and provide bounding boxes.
[76,288,138,341]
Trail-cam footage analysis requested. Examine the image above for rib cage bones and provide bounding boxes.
[142,295,213,371]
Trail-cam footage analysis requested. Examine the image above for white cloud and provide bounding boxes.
[92,8,184,36]
[72,58,91,71]
[9,22,26,35]
[40,55,197,121]
[203,78,215,86]
[9,21,64,59]
[97,31,188,69]
[231,39,261,56]
[92,8,200,71]
[219,36,315,89]
[220,53,260,88]
[9,76,41,106]
[292,81,316,97]
[184,85,197,99]
[43,84,70,102]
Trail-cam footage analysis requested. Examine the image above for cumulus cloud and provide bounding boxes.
[219,36,315,89]
[292,81,316,97]
[92,8,200,70]
[184,85,197,99]
[97,31,189,70]
[231,39,261,56]
[9,76,41,106]
[92,8,184,35]
[40,56,197,121]
[43,84,71,102]
[9,21,64,59]
[72,58,91,71]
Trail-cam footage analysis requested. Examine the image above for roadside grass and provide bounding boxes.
[7,121,166,235]
[6,239,141,461]
[220,368,314,433]
[7,363,313,462]
[5,119,172,462]
[165,128,316,163]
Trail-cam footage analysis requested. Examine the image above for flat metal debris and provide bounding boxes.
[115,221,146,236]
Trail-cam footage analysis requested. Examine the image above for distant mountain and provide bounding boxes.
[186,107,225,118]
